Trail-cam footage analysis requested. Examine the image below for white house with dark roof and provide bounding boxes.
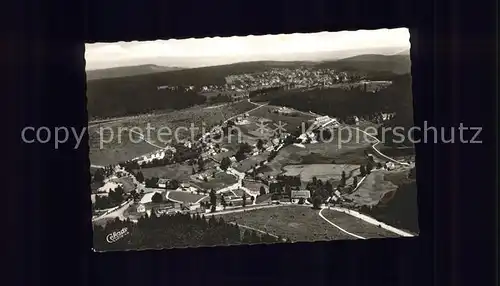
[157,178,169,188]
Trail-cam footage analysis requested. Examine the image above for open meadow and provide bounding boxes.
[191,171,238,191]
[233,151,271,173]
[167,191,206,203]
[344,170,400,207]
[282,164,360,186]
[140,163,194,181]
[218,205,358,241]
[255,137,370,179]
[88,100,257,166]
[320,209,399,238]
[242,105,315,135]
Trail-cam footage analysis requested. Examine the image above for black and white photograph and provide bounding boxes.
[87,28,418,252]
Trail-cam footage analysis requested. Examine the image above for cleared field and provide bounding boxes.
[246,105,315,133]
[167,191,206,203]
[89,127,158,166]
[89,100,257,165]
[140,163,193,181]
[233,151,270,173]
[219,206,357,241]
[192,171,238,191]
[344,170,399,207]
[256,140,368,179]
[320,209,400,238]
[282,164,360,186]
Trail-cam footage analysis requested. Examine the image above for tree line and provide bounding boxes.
[93,212,284,251]
[261,74,413,124]
[87,84,207,120]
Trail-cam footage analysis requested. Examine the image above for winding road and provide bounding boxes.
[318,207,366,239]
[91,99,415,239]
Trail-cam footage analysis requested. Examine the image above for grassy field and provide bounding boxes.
[218,206,357,241]
[192,171,238,191]
[88,127,158,166]
[320,209,400,238]
[255,139,369,179]
[233,151,270,173]
[140,163,194,181]
[344,170,399,207]
[245,105,315,134]
[281,164,360,186]
[88,100,257,166]
[167,191,206,203]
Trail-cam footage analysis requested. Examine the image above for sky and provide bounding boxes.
[85,28,410,70]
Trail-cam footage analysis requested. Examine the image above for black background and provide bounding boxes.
[6,0,498,285]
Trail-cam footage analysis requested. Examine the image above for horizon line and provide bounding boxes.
[86,47,410,71]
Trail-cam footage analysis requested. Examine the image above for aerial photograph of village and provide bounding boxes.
[87,28,419,251]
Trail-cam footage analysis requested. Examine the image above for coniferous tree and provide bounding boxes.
[220,195,227,210]
[325,181,333,197]
[209,188,217,207]
[256,139,264,150]
[312,195,322,209]
[151,192,163,203]
[242,192,247,207]
[340,171,347,186]
[360,165,366,176]
[220,157,231,171]
[366,161,373,174]
[135,171,145,183]
[259,186,266,196]
[93,169,105,183]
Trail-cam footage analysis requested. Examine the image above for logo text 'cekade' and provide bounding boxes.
[106,227,129,243]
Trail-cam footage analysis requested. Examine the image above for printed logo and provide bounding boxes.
[106,227,129,243]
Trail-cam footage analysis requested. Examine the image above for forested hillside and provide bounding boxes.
[263,74,413,120]
[93,213,283,251]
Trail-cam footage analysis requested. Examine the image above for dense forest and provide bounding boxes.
[93,212,284,251]
[86,80,206,119]
[315,54,411,75]
[260,74,412,119]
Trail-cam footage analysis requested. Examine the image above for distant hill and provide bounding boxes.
[86,64,184,80]
[86,54,411,119]
[317,54,411,75]
[394,49,410,56]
